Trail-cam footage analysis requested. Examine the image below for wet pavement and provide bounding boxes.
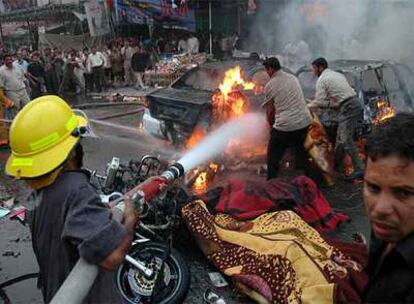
[0,99,370,303]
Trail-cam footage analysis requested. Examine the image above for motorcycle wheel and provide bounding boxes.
[116,242,190,304]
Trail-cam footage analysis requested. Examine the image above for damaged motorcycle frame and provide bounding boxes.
[90,155,190,304]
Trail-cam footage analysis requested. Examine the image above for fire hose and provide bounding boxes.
[50,163,185,304]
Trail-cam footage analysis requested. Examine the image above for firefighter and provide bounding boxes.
[5,95,138,303]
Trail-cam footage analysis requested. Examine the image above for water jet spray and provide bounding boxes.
[50,113,266,304]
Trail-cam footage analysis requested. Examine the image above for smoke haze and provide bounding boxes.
[178,113,267,172]
[247,0,414,68]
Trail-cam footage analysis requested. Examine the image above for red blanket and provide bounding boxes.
[197,175,349,232]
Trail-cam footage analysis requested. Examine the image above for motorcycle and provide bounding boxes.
[92,155,190,304]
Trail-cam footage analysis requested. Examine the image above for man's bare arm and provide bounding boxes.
[0,88,14,108]
[263,101,275,127]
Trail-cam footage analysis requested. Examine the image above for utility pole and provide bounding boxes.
[0,22,4,46]
[27,19,33,50]
[209,0,212,56]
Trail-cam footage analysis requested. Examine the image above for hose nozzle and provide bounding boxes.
[161,162,185,181]
[129,162,185,202]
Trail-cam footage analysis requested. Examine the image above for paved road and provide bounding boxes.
[0,102,370,303]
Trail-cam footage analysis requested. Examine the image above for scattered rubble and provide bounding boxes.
[208,272,228,288]
[2,251,21,258]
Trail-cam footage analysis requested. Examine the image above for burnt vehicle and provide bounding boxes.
[296,60,414,133]
[146,59,270,145]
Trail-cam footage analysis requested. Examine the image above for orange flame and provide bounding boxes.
[375,99,395,124]
[232,97,245,117]
[187,66,256,148]
[193,172,208,193]
[218,66,255,100]
[192,162,219,193]
[186,127,207,149]
[209,162,219,173]
[211,66,255,123]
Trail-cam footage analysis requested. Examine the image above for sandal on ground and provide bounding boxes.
[203,289,226,304]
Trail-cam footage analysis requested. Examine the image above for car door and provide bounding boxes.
[393,64,414,111]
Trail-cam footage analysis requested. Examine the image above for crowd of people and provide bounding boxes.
[0,33,202,98]
[0,40,149,98]
[0,34,204,147]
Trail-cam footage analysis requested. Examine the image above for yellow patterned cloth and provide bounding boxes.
[182,200,367,304]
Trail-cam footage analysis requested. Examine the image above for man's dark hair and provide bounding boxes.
[366,113,414,163]
[3,53,12,61]
[263,57,281,71]
[312,57,328,69]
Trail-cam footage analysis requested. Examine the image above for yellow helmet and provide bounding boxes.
[6,95,88,178]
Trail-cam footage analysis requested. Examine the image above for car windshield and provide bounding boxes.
[396,64,414,108]
[173,67,225,91]
[362,67,400,94]
[362,66,414,112]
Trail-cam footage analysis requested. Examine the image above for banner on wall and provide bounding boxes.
[0,0,35,12]
[84,1,111,37]
[115,0,195,32]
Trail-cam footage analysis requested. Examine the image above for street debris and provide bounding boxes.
[105,93,148,106]
[0,208,10,219]
[208,272,228,288]
[8,207,26,224]
[1,198,15,209]
[203,289,227,304]
[2,251,21,258]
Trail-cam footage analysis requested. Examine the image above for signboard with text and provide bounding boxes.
[85,1,111,37]
[0,0,35,12]
[115,0,195,32]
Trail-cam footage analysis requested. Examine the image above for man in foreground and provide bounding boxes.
[262,57,312,179]
[363,113,414,302]
[5,95,138,302]
[308,57,364,181]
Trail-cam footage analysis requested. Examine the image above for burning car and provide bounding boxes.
[145,59,270,146]
[297,60,414,131]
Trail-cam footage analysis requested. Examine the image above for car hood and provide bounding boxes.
[149,87,213,105]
